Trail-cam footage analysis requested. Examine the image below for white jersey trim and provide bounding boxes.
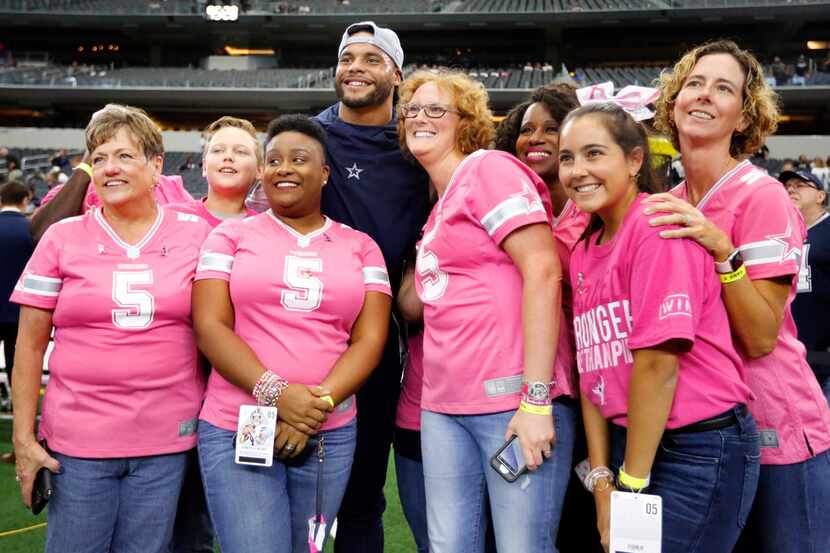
[693,160,752,210]
[267,211,332,247]
[739,239,790,266]
[363,266,390,287]
[93,206,165,259]
[480,191,545,236]
[17,274,62,296]
[197,252,234,274]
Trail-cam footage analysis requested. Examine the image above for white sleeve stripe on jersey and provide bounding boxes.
[197,252,234,273]
[363,266,390,287]
[739,240,798,266]
[480,195,544,236]
[19,274,62,296]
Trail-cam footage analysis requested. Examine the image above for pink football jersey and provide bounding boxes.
[11,206,211,458]
[672,160,830,464]
[167,197,258,229]
[40,174,193,212]
[552,199,591,399]
[571,194,751,429]
[395,333,424,431]
[195,212,392,432]
[414,150,555,414]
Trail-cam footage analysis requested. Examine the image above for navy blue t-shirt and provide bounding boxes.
[315,104,430,293]
[0,210,34,324]
[792,212,830,377]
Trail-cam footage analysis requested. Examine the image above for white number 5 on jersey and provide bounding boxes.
[282,256,323,312]
[112,270,155,329]
[416,225,449,301]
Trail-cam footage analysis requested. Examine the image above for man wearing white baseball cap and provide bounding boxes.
[315,20,430,553]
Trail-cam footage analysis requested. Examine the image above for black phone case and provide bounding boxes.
[31,466,52,515]
[489,436,529,483]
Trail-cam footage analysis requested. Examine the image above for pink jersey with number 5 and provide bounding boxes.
[415,150,555,414]
[11,206,211,458]
[195,211,392,432]
[672,160,830,464]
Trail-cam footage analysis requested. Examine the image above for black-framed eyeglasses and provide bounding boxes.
[399,102,459,119]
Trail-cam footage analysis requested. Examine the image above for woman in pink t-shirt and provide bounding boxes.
[11,104,211,553]
[397,70,568,553]
[559,101,758,553]
[192,114,392,553]
[647,40,830,553]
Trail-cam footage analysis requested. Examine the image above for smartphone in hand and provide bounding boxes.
[490,434,528,483]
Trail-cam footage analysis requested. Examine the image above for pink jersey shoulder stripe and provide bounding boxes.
[16,274,62,296]
[738,224,801,268]
[363,266,390,287]
[198,252,234,274]
[479,188,546,237]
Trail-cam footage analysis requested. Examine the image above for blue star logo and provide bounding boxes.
[345,163,363,180]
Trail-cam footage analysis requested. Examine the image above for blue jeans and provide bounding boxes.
[421,399,577,553]
[198,419,357,553]
[609,406,760,553]
[734,448,830,553]
[168,448,214,553]
[821,376,830,407]
[46,451,187,553]
[394,452,430,553]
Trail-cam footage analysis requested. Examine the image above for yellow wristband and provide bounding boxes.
[76,162,93,179]
[719,264,747,284]
[519,400,553,416]
[320,395,335,409]
[618,467,650,491]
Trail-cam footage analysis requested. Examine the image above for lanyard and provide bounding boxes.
[308,436,326,553]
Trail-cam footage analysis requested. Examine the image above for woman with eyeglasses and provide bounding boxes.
[395,71,568,553]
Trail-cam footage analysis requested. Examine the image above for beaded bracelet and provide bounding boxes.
[583,465,615,493]
[252,370,288,407]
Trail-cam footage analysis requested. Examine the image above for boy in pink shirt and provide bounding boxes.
[560,101,758,553]
[167,116,261,229]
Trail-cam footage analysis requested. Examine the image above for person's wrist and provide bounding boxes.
[712,238,735,262]
[12,433,38,449]
[75,162,93,179]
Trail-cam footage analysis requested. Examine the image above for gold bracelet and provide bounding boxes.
[719,264,747,284]
[519,400,553,415]
[76,162,93,179]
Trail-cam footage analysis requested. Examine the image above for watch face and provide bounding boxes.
[526,382,550,402]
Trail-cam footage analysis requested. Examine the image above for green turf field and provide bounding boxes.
[0,418,416,552]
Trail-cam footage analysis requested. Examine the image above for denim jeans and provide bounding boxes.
[734,448,830,553]
[821,376,830,407]
[394,452,430,553]
[609,406,760,553]
[168,448,214,553]
[421,399,577,553]
[46,451,187,553]
[198,418,357,553]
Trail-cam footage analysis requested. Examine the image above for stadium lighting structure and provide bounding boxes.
[205,4,239,21]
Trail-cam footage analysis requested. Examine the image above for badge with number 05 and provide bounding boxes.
[610,491,662,553]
